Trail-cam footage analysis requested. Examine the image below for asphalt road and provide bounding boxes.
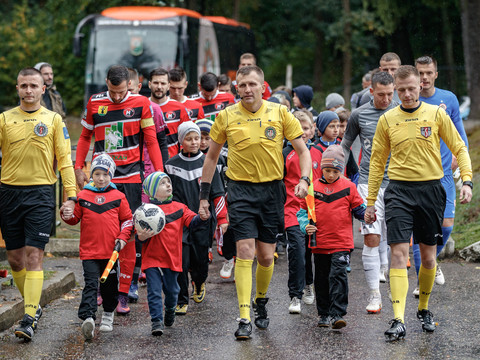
[1,222,480,360]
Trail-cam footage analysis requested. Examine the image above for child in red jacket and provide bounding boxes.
[61,153,133,340]
[136,171,209,336]
[297,145,366,329]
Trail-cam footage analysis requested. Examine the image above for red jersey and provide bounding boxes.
[179,98,205,122]
[263,80,272,100]
[157,97,190,158]
[190,91,235,120]
[300,177,364,253]
[76,92,163,183]
[141,201,197,272]
[64,184,133,260]
[283,143,324,228]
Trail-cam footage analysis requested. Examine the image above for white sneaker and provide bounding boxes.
[366,291,382,314]
[99,312,114,332]
[413,287,420,298]
[435,266,445,285]
[289,297,301,314]
[220,258,235,279]
[303,284,315,305]
[81,317,95,340]
[379,265,388,283]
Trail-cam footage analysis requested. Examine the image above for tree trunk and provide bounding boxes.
[312,27,324,94]
[342,0,352,104]
[460,0,480,119]
[441,5,456,92]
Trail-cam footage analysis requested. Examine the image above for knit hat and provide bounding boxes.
[143,171,171,200]
[91,153,116,179]
[325,93,345,109]
[267,96,281,104]
[178,121,201,144]
[316,111,339,134]
[321,145,345,172]
[293,85,314,108]
[196,119,214,134]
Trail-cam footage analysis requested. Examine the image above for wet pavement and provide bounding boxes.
[1,223,480,359]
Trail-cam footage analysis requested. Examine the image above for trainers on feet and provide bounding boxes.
[208,248,213,264]
[151,320,164,336]
[288,297,301,314]
[234,318,252,340]
[14,314,35,342]
[384,318,406,342]
[366,291,382,314]
[379,265,388,283]
[331,315,347,329]
[317,315,330,327]
[128,283,139,303]
[435,266,445,285]
[32,305,42,331]
[164,307,176,327]
[81,317,95,340]
[175,304,188,315]
[138,272,147,285]
[407,257,411,269]
[99,312,114,332]
[192,282,206,303]
[417,309,436,332]
[220,258,235,279]
[413,287,420,298]
[253,298,270,329]
[116,294,131,315]
[303,284,315,305]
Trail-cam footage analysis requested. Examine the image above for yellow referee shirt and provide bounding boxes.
[210,101,303,183]
[367,102,472,206]
[0,106,76,197]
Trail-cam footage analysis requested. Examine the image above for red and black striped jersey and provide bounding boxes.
[190,91,235,120]
[157,97,190,158]
[179,98,205,122]
[76,91,163,183]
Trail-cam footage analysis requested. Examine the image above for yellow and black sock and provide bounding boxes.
[389,268,408,323]
[11,268,27,298]
[24,270,43,317]
[234,258,253,321]
[255,260,274,301]
[418,264,436,311]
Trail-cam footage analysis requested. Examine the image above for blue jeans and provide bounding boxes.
[145,267,180,322]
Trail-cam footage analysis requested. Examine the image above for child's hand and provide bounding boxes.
[219,223,229,234]
[137,228,155,241]
[60,206,74,220]
[115,239,127,251]
[198,200,211,220]
[305,224,317,236]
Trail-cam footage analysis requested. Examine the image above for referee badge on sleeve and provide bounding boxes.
[34,122,48,137]
[420,127,432,138]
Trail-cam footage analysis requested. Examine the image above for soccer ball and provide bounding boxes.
[134,203,166,237]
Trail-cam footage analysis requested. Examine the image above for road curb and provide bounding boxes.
[0,270,76,333]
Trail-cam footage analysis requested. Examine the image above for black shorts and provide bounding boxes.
[227,179,286,244]
[114,182,142,213]
[384,180,446,246]
[0,184,55,251]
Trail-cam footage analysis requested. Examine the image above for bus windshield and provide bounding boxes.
[87,25,179,86]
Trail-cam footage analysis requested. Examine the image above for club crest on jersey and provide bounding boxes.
[95,195,106,205]
[123,108,135,117]
[264,126,276,140]
[34,122,48,137]
[324,187,333,194]
[98,106,108,116]
[420,126,432,138]
[187,108,194,118]
[165,111,177,120]
[215,103,225,111]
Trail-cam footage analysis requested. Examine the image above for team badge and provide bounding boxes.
[165,111,176,120]
[34,122,48,137]
[324,187,333,194]
[187,109,194,118]
[95,195,106,205]
[123,108,135,117]
[420,126,432,138]
[215,103,225,111]
[264,126,276,140]
[98,106,108,116]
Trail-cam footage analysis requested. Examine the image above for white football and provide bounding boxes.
[134,203,166,237]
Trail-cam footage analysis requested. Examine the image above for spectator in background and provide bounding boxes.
[218,74,235,96]
[292,85,318,119]
[325,93,345,111]
[34,62,66,119]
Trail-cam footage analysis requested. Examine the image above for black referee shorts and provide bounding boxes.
[0,184,55,250]
[384,180,446,246]
[226,179,286,244]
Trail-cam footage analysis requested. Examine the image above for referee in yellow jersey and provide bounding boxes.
[199,65,311,340]
[365,65,472,341]
[0,68,76,341]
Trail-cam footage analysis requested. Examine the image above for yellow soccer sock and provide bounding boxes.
[255,260,274,301]
[235,258,253,321]
[389,268,408,323]
[418,264,436,311]
[24,270,44,317]
[11,268,27,298]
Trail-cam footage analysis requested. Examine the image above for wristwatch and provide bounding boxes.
[463,181,473,189]
[67,196,78,203]
[299,176,311,186]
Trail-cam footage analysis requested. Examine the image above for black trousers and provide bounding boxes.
[313,251,350,317]
[177,242,209,305]
[78,259,119,320]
